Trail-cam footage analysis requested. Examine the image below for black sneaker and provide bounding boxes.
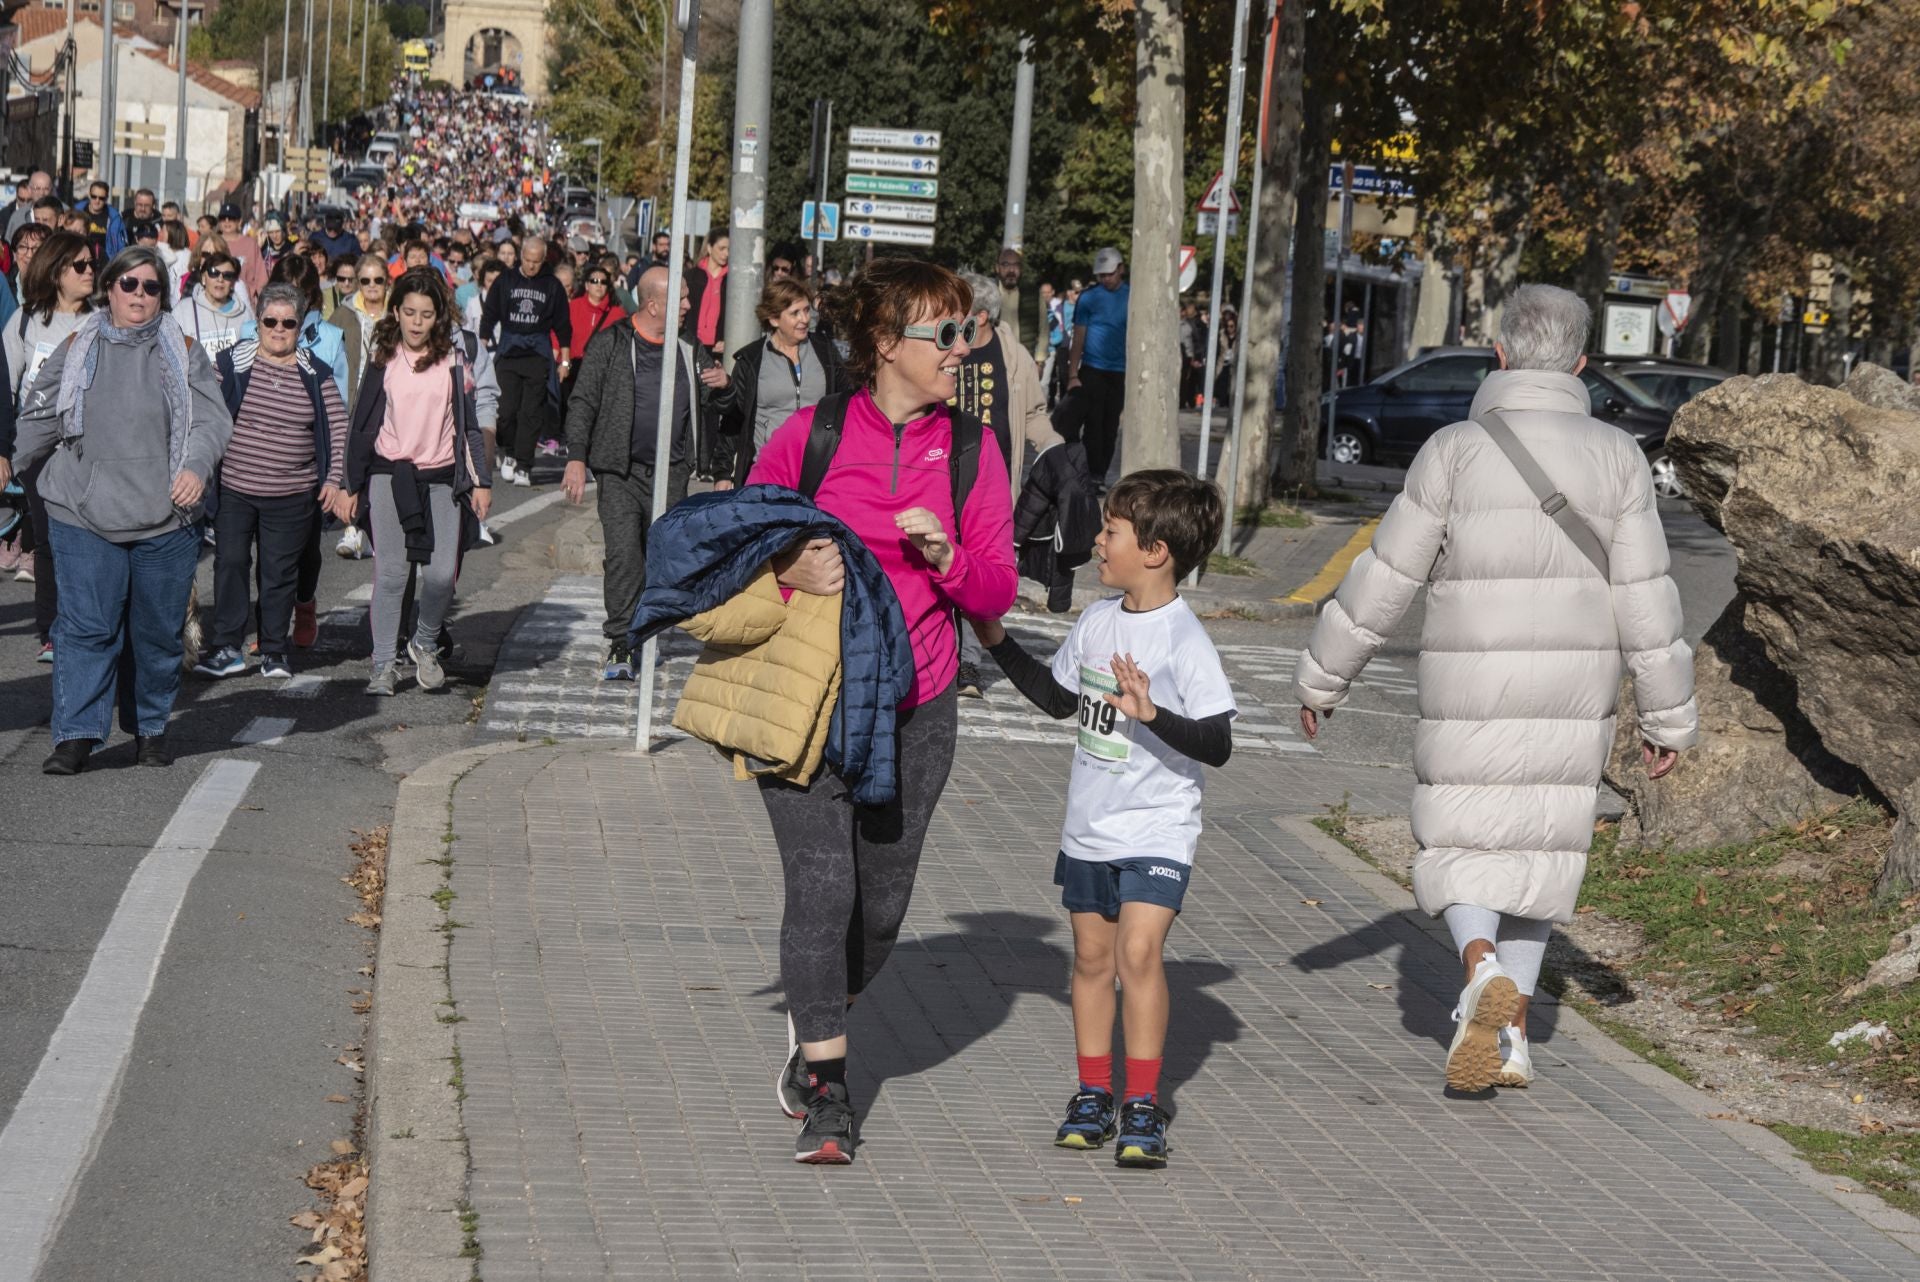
[955,661,983,699]
[1047,580,1075,613]
[775,1014,809,1120]
[794,1082,855,1165]
[1053,1087,1117,1150]
[1113,1097,1171,1169]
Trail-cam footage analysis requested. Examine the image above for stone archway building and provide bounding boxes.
[437,0,550,99]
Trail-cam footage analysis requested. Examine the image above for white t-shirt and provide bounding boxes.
[1048,596,1237,866]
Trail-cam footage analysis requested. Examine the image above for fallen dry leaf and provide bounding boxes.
[1706,1111,1742,1120]
[1366,982,1393,990]
[329,1139,354,1156]
[324,1095,349,1104]
[1063,1196,1082,1205]
[1692,882,1710,908]
[1300,898,1322,907]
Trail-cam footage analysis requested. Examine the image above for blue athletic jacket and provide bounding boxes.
[629,485,915,804]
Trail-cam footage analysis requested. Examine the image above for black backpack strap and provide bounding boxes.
[946,407,983,529]
[798,391,853,499]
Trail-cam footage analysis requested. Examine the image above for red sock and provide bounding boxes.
[1124,1057,1162,1102]
[1076,1054,1112,1093]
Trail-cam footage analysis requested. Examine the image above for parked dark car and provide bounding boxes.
[1598,357,1732,414]
[1323,346,1685,498]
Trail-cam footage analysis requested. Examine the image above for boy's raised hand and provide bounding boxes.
[969,616,1006,647]
[1104,653,1156,723]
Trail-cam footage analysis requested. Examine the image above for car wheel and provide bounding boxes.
[1649,449,1685,500]
[1328,426,1370,467]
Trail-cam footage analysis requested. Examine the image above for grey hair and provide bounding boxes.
[95,245,174,312]
[960,271,1001,324]
[258,282,306,319]
[1497,284,1590,372]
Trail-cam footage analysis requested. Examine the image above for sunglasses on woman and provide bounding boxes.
[359,275,387,287]
[901,316,980,351]
[67,258,93,275]
[259,316,301,331]
[335,273,355,285]
[586,276,609,287]
[204,267,236,281]
[115,276,165,298]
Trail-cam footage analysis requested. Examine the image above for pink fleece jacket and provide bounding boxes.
[749,390,1018,708]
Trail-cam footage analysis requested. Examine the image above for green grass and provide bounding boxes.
[1580,800,1920,1100]
[457,1199,483,1260]
[1206,552,1259,577]
[1236,504,1312,530]
[1769,1124,1920,1216]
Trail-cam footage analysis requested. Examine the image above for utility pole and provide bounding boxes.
[60,0,75,201]
[99,13,114,191]
[173,0,189,203]
[636,0,702,755]
[722,0,770,367]
[280,0,291,180]
[322,0,334,146]
[301,0,315,146]
[1192,0,1249,570]
[359,0,370,108]
[1219,0,1275,554]
[806,97,831,280]
[1001,36,1033,252]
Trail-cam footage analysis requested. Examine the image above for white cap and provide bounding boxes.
[1093,246,1123,275]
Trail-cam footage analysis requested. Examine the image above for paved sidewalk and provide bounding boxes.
[424,729,1920,1281]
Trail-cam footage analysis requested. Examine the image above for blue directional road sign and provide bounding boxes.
[801,200,841,242]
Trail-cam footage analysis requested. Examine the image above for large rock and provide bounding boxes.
[1844,362,1920,414]
[1605,595,1868,849]
[1669,371,1920,887]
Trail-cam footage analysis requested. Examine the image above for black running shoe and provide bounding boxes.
[1113,1097,1171,1169]
[1053,1087,1117,1150]
[955,661,984,699]
[794,1082,855,1165]
[775,1014,809,1120]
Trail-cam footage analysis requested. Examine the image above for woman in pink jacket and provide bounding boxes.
[747,260,1017,1165]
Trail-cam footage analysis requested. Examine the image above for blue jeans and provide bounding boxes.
[47,518,201,745]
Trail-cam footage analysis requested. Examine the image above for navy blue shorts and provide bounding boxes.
[1053,852,1190,917]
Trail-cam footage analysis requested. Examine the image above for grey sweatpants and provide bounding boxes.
[368,473,460,669]
[597,460,690,641]
[761,685,957,1044]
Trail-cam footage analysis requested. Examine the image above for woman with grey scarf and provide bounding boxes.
[13,245,234,775]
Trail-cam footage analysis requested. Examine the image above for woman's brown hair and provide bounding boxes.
[826,258,972,386]
[755,276,814,328]
[21,230,94,323]
[371,268,455,372]
[268,252,324,318]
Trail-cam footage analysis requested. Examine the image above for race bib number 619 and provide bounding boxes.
[1076,665,1131,762]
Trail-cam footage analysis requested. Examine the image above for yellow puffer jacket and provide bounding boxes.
[672,563,843,786]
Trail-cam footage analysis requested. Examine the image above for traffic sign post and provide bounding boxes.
[1178,245,1198,293]
[801,200,841,241]
[844,125,940,250]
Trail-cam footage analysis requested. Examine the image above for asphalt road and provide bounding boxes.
[0,473,579,1282]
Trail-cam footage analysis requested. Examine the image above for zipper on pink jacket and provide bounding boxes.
[890,421,904,493]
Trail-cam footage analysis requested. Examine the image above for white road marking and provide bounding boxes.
[278,674,325,698]
[485,486,574,531]
[0,760,260,1282]
[344,583,374,603]
[233,716,296,745]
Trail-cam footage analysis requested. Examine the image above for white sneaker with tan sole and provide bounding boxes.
[1445,956,1521,1091]
[1496,1025,1533,1087]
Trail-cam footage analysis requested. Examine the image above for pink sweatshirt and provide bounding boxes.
[749,390,1018,708]
[375,351,457,469]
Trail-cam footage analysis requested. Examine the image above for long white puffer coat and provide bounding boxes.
[1294,369,1699,922]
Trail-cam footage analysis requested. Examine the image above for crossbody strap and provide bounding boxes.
[1473,409,1610,580]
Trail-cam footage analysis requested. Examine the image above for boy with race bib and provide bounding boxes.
[971,470,1235,1169]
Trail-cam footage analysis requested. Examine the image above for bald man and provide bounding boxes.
[561,266,727,679]
[4,171,51,240]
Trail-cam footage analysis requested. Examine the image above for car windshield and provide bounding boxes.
[1584,367,1666,410]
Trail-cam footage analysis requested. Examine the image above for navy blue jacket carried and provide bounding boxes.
[629,485,915,805]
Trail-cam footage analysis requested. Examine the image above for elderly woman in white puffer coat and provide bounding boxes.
[1293,283,1698,1093]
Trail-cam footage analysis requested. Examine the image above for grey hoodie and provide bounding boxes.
[13,329,234,542]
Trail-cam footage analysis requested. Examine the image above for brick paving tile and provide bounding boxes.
[443,732,1920,1281]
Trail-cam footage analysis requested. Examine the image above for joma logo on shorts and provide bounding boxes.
[1146,866,1182,881]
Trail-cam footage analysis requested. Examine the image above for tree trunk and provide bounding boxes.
[1220,0,1304,511]
[1460,187,1531,345]
[1573,184,1628,322]
[1275,90,1333,495]
[1119,0,1186,473]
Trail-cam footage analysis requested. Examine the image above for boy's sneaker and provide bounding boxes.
[336,525,367,558]
[1113,1097,1171,1169]
[1445,955,1521,1092]
[477,521,497,546]
[955,661,983,699]
[1053,1087,1117,1150]
[36,641,52,663]
[775,1013,808,1120]
[512,468,532,488]
[1495,1025,1534,1088]
[497,458,518,484]
[260,654,293,679]
[602,641,634,682]
[194,645,248,678]
[409,639,446,691]
[793,1082,855,1165]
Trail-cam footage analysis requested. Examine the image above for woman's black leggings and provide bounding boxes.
[761,685,957,1044]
